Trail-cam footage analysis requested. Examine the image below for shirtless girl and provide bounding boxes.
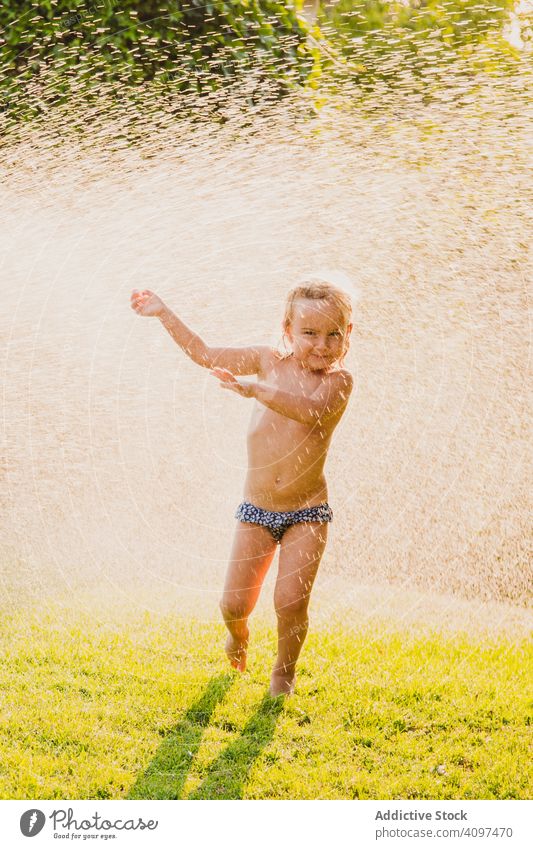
[130,281,353,697]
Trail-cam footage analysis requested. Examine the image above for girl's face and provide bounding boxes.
[285,298,352,372]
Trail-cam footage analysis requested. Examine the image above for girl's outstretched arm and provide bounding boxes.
[131,289,270,375]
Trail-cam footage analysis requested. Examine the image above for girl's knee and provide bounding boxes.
[274,592,310,620]
[219,596,250,622]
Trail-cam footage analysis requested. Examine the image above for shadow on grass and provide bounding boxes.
[127,673,235,800]
[128,675,285,800]
[188,691,285,799]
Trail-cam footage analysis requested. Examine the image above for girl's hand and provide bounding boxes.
[210,367,255,399]
[130,289,166,318]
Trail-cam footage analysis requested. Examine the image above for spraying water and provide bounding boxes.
[1,10,531,632]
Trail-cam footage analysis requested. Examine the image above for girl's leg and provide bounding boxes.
[220,522,278,671]
[271,522,328,696]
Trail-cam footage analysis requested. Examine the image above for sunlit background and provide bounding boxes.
[1,1,531,631]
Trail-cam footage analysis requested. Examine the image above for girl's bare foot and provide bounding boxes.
[225,635,247,672]
[269,671,296,697]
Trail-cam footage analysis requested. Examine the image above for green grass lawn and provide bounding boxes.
[0,606,531,800]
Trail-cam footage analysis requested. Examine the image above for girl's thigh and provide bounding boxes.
[222,521,278,611]
[275,522,328,612]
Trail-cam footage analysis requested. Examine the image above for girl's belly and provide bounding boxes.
[243,449,328,511]
[244,410,331,510]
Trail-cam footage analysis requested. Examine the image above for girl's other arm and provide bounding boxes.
[235,370,353,425]
[131,290,271,375]
[253,371,353,425]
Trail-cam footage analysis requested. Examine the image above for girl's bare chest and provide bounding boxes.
[262,362,321,395]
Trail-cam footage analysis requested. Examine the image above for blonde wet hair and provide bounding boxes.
[279,279,353,365]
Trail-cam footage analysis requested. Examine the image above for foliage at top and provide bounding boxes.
[0,0,528,121]
[318,0,520,84]
[0,1,313,118]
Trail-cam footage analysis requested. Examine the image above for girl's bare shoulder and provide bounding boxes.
[331,366,353,381]
[326,367,354,394]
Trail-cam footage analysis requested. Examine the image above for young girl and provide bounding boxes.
[130,281,353,696]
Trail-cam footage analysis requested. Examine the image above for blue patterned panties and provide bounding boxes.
[235,501,333,543]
